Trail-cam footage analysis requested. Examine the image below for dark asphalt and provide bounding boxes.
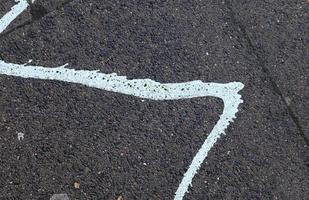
[228,0,309,140]
[0,0,308,199]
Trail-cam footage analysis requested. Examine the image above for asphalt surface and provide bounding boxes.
[0,0,308,199]
[228,0,309,140]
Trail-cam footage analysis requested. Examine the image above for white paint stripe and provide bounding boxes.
[0,61,243,101]
[0,0,29,34]
[0,60,244,199]
[174,97,241,200]
[0,2,244,199]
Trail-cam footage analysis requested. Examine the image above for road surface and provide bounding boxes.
[0,0,308,199]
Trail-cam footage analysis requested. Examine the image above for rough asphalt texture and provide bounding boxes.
[228,0,309,140]
[0,0,308,199]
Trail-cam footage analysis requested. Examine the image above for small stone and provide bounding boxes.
[84,167,91,174]
[117,196,124,200]
[285,97,292,106]
[17,132,24,141]
[74,182,80,189]
[50,194,69,200]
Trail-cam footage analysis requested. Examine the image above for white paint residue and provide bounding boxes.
[0,0,29,33]
[0,2,244,200]
[17,132,24,141]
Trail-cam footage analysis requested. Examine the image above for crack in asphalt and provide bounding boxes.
[225,0,309,145]
[0,0,75,39]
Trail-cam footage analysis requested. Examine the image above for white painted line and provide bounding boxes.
[0,0,29,33]
[0,60,244,199]
[0,2,244,199]
[0,61,244,101]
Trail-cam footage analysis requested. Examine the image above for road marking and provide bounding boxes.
[0,0,29,33]
[0,60,244,199]
[0,2,244,199]
[0,60,244,101]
